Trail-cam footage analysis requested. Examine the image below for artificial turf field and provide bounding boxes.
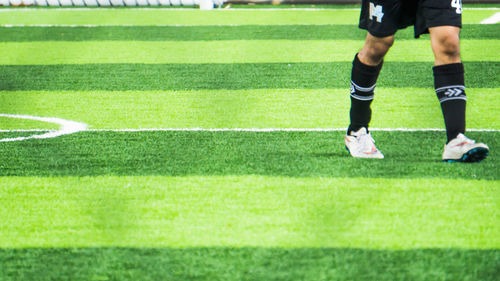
[0,4,499,280]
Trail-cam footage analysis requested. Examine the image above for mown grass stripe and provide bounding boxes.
[0,62,498,91]
[1,40,498,65]
[86,128,500,132]
[0,6,496,10]
[0,9,494,25]
[1,175,499,248]
[1,24,498,41]
[1,248,498,281]
[0,9,361,26]
[0,118,58,130]
[1,89,498,130]
[0,131,497,179]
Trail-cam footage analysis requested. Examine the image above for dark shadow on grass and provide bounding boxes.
[1,62,499,91]
[0,25,497,42]
[312,152,346,158]
[0,131,497,179]
[0,247,498,281]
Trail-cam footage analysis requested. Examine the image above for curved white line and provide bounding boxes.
[481,12,500,24]
[0,114,87,142]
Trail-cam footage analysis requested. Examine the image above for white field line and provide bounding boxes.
[1,128,499,133]
[0,114,87,142]
[0,112,497,143]
[481,12,500,24]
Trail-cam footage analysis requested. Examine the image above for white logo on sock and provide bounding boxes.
[444,88,464,97]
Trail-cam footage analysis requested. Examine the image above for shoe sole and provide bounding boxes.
[345,145,384,159]
[443,147,489,163]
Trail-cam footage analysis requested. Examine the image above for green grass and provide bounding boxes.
[1,62,498,91]
[1,24,498,41]
[1,174,499,248]
[0,8,495,25]
[1,6,499,281]
[0,9,361,26]
[0,118,57,130]
[1,89,498,129]
[1,40,498,65]
[0,131,498,179]
[1,248,498,281]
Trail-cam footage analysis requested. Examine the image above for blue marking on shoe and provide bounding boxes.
[443,147,489,163]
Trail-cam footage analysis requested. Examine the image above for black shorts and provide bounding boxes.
[359,0,463,38]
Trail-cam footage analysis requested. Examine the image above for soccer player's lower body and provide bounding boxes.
[345,0,489,162]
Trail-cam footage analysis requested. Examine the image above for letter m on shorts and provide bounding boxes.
[369,2,384,23]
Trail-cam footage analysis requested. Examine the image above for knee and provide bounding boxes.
[359,35,394,65]
[379,36,395,49]
[368,36,394,56]
[437,33,460,58]
[433,33,461,63]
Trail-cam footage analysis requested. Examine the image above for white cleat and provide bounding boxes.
[345,127,384,159]
[442,133,489,162]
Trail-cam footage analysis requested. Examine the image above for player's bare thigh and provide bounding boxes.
[358,32,395,66]
[429,25,461,66]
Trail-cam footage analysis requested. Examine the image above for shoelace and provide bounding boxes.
[453,135,475,147]
[464,137,475,144]
[358,133,376,152]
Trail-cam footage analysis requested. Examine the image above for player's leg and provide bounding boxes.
[358,33,394,66]
[345,34,393,159]
[429,26,489,162]
[429,25,461,65]
[429,26,465,143]
[349,33,393,135]
[345,0,401,159]
[345,33,393,159]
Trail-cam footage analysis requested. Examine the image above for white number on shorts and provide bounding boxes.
[451,0,462,14]
[369,2,384,23]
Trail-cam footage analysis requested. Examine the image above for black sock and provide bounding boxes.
[433,63,466,143]
[348,54,383,134]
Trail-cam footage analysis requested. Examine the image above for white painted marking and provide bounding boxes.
[0,114,87,142]
[481,12,500,24]
[1,128,499,133]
